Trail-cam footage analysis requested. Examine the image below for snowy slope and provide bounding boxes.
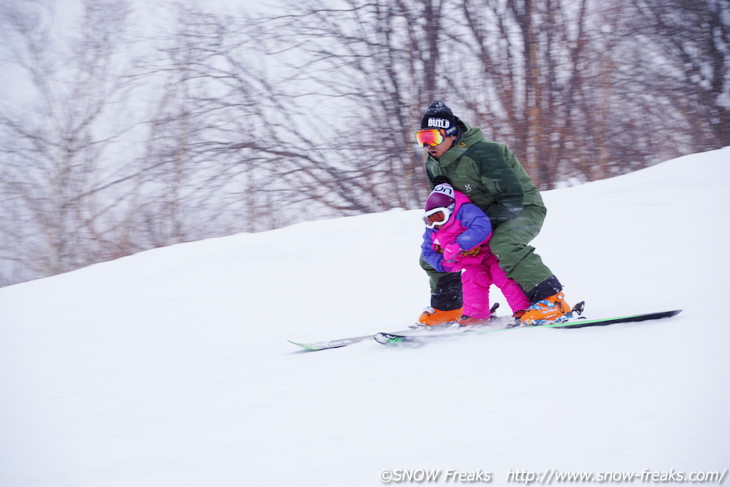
[1,148,729,487]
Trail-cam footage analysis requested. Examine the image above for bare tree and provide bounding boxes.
[0,0,141,282]
[622,0,730,152]
[133,5,336,237]
[444,0,598,188]
[257,0,458,212]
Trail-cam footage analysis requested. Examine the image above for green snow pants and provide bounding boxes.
[420,204,556,310]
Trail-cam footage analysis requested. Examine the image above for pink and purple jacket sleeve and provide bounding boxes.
[454,204,492,251]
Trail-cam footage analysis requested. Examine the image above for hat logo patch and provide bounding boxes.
[433,184,454,198]
[427,118,450,129]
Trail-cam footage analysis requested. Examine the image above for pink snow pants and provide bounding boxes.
[459,251,530,319]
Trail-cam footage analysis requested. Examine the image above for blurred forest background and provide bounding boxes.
[1,0,728,286]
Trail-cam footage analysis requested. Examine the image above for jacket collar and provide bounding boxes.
[427,122,484,168]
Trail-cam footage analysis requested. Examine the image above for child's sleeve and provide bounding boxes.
[456,204,492,251]
[421,230,446,272]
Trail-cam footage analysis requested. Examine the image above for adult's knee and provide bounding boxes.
[488,231,526,260]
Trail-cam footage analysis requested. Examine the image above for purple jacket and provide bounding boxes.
[421,191,493,273]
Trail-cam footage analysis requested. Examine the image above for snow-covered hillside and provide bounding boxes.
[1,148,729,487]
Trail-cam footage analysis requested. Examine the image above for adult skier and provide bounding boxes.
[415,100,571,326]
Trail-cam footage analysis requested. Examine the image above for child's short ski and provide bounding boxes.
[373,309,683,345]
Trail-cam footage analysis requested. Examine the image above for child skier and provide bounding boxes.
[420,181,530,326]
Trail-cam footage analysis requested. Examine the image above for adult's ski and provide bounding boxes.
[373,309,683,345]
[288,329,414,351]
[288,316,514,351]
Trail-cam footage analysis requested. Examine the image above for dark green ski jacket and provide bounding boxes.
[425,123,544,226]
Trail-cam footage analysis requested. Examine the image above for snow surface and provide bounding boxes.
[1,148,729,486]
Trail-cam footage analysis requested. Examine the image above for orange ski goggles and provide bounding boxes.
[416,128,447,147]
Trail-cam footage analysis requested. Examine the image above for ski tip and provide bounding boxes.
[646,309,683,319]
[287,340,321,351]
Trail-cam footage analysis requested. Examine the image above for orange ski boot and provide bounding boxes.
[457,315,492,327]
[417,307,462,327]
[519,292,572,326]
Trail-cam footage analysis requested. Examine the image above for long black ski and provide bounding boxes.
[373,309,683,345]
